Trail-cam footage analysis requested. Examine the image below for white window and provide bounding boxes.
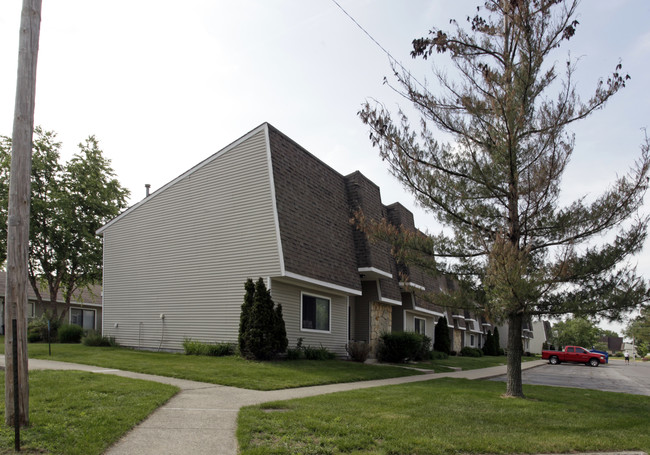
[301,293,330,332]
[71,308,95,331]
[414,317,426,335]
[470,334,475,346]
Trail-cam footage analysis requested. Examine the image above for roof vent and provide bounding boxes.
[145,184,151,197]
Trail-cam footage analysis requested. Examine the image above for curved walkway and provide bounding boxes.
[0,356,549,454]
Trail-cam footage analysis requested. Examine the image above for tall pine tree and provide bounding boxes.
[359,0,649,397]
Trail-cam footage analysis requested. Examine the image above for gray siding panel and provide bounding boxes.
[102,129,283,350]
[271,279,348,357]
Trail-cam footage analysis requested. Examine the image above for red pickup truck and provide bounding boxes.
[541,346,606,367]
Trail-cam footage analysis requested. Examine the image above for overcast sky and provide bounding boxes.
[1,1,649,334]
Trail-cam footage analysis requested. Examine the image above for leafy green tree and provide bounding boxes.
[625,307,650,357]
[551,317,603,349]
[433,316,450,354]
[358,0,649,397]
[0,128,129,322]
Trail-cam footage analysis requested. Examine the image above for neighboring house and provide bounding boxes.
[0,270,102,334]
[496,317,549,354]
[527,320,550,354]
[599,335,624,354]
[98,123,488,356]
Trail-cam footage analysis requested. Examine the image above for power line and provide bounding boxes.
[329,0,429,93]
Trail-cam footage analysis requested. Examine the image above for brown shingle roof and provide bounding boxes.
[269,126,362,293]
[0,271,102,305]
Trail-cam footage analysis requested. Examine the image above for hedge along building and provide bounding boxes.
[98,123,488,356]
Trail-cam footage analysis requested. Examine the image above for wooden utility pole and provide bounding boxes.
[4,0,42,427]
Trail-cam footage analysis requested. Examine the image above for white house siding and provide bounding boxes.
[101,129,283,350]
[404,311,434,342]
[270,279,349,357]
[528,321,548,354]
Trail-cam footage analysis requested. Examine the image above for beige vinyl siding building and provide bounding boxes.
[99,123,489,357]
[99,125,362,355]
[101,128,284,350]
[0,271,102,334]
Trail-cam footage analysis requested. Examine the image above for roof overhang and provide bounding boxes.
[399,281,425,291]
[358,267,392,280]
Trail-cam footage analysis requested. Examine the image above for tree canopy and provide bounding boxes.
[359,0,649,397]
[625,307,650,357]
[0,127,129,320]
[551,317,605,350]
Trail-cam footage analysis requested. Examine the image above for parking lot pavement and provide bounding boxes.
[489,359,650,396]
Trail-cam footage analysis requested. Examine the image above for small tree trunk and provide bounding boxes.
[505,312,524,398]
[4,0,42,427]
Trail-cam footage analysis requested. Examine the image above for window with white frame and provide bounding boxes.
[470,334,475,346]
[414,317,426,335]
[301,293,330,332]
[71,308,95,331]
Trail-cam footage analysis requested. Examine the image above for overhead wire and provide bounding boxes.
[329,0,430,94]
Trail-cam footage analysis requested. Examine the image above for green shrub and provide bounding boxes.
[183,338,205,355]
[378,331,431,363]
[286,348,303,360]
[346,341,372,362]
[285,338,335,360]
[434,317,451,354]
[239,278,288,360]
[183,338,234,357]
[28,314,59,342]
[286,338,304,360]
[82,332,118,347]
[58,324,84,343]
[431,350,448,360]
[493,326,502,354]
[204,343,235,357]
[303,345,336,360]
[460,346,483,357]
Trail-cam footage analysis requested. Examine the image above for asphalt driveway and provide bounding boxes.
[489,359,650,396]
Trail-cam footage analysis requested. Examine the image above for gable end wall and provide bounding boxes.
[102,129,282,350]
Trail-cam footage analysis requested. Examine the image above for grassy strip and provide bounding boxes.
[2,341,421,391]
[238,378,650,454]
[0,370,177,455]
[417,354,539,372]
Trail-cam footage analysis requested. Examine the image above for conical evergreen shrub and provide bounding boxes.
[273,304,288,355]
[239,278,288,360]
[433,316,451,354]
[493,326,502,355]
[238,278,255,357]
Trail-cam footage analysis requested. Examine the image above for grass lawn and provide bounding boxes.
[238,378,650,454]
[0,370,177,455]
[0,340,421,391]
[415,354,540,372]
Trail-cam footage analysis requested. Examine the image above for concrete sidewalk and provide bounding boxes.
[1,356,552,454]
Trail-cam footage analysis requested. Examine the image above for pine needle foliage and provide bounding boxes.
[359,0,650,397]
[239,278,288,360]
[433,316,451,354]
